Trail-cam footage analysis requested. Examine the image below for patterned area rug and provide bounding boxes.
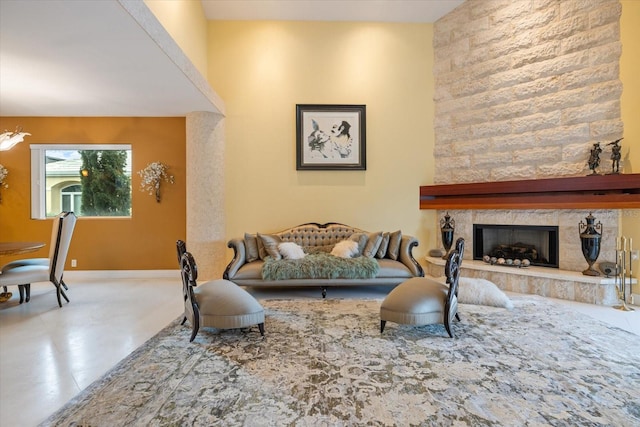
[42,296,640,426]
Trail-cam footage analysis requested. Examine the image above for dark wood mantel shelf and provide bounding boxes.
[419,174,640,209]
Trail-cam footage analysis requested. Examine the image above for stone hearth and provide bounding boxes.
[424,256,637,306]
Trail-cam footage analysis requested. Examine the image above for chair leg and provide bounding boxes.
[55,285,62,307]
[455,313,461,321]
[25,284,31,302]
[189,305,200,342]
[18,285,25,304]
[380,320,387,333]
[181,316,187,325]
[61,279,68,291]
[189,317,200,342]
[258,323,265,336]
[444,319,454,338]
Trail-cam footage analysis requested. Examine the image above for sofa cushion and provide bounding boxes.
[331,240,359,258]
[363,231,383,258]
[244,233,259,262]
[349,233,367,255]
[387,230,402,260]
[376,232,390,259]
[258,233,282,260]
[376,258,413,278]
[233,261,264,280]
[278,242,306,260]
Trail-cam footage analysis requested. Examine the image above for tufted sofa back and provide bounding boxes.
[276,223,364,247]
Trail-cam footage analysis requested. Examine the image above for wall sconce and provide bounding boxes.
[0,126,31,151]
[137,161,175,203]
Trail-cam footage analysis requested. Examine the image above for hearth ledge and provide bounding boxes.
[425,256,637,306]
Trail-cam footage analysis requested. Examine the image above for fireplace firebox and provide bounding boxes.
[473,224,559,268]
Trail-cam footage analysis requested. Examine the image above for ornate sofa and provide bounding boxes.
[223,222,424,297]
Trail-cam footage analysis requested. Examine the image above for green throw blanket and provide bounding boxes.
[262,253,379,280]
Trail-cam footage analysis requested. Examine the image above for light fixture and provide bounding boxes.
[0,126,31,151]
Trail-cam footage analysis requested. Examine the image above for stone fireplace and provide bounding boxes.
[473,223,559,268]
[423,208,621,305]
[424,1,627,305]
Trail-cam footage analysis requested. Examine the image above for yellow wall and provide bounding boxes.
[0,117,186,270]
[621,1,640,277]
[144,0,209,77]
[208,21,438,258]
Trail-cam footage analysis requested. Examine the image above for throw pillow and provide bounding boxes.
[363,231,383,258]
[457,277,514,310]
[278,242,306,260]
[257,233,282,260]
[387,230,402,260]
[376,232,390,259]
[331,240,359,258]
[349,233,368,255]
[244,233,259,262]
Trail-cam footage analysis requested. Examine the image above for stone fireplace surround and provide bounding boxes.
[425,208,621,306]
[427,0,633,306]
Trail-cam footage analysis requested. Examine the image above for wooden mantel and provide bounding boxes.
[419,174,640,209]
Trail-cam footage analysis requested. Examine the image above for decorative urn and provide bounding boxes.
[440,212,455,259]
[578,212,602,276]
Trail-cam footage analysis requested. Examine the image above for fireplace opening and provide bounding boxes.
[473,224,559,268]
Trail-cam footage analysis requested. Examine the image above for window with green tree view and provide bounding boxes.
[30,144,132,219]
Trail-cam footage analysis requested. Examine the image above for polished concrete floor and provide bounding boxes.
[1,272,638,427]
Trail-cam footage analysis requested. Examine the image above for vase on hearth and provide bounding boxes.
[578,212,602,276]
[440,212,455,259]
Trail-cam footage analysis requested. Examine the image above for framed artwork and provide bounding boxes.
[296,104,366,170]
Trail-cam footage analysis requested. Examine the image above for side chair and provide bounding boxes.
[1,211,74,291]
[0,212,77,307]
[380,237,464,338]
[176,240,265,342]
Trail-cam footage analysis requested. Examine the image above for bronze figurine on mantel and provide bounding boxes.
[587,142,603,175]
[588,138,624,176]
[607,138,623,174]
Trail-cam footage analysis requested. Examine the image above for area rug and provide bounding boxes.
[42,296,640,426]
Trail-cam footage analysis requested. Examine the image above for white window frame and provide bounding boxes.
[30,144,132,219]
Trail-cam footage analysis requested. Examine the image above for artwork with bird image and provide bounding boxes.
[296,104,366,170]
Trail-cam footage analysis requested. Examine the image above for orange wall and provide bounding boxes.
[0,117,186,270]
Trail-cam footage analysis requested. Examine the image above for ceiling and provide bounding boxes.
[0,0,462,118]
[201,0,463,23]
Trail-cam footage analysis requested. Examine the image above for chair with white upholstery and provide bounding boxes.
[0,212,77,307]
[1,211,73,291]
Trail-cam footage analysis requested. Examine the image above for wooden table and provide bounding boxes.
[0,241,45,256]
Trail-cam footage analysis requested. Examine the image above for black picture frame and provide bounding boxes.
[296,104,366,170]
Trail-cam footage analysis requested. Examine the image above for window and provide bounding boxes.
[31,144,132,219]
[61,184,82,213]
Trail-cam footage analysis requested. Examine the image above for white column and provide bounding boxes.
[186,111,226,280]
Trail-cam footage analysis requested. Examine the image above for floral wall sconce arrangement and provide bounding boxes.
[0,164,8,203]
[137,161,174,203]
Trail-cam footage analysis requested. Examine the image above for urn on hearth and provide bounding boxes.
[578,212,602,276]
[440,212,455,259]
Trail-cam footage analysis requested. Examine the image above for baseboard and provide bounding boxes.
[63,270,180,280]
